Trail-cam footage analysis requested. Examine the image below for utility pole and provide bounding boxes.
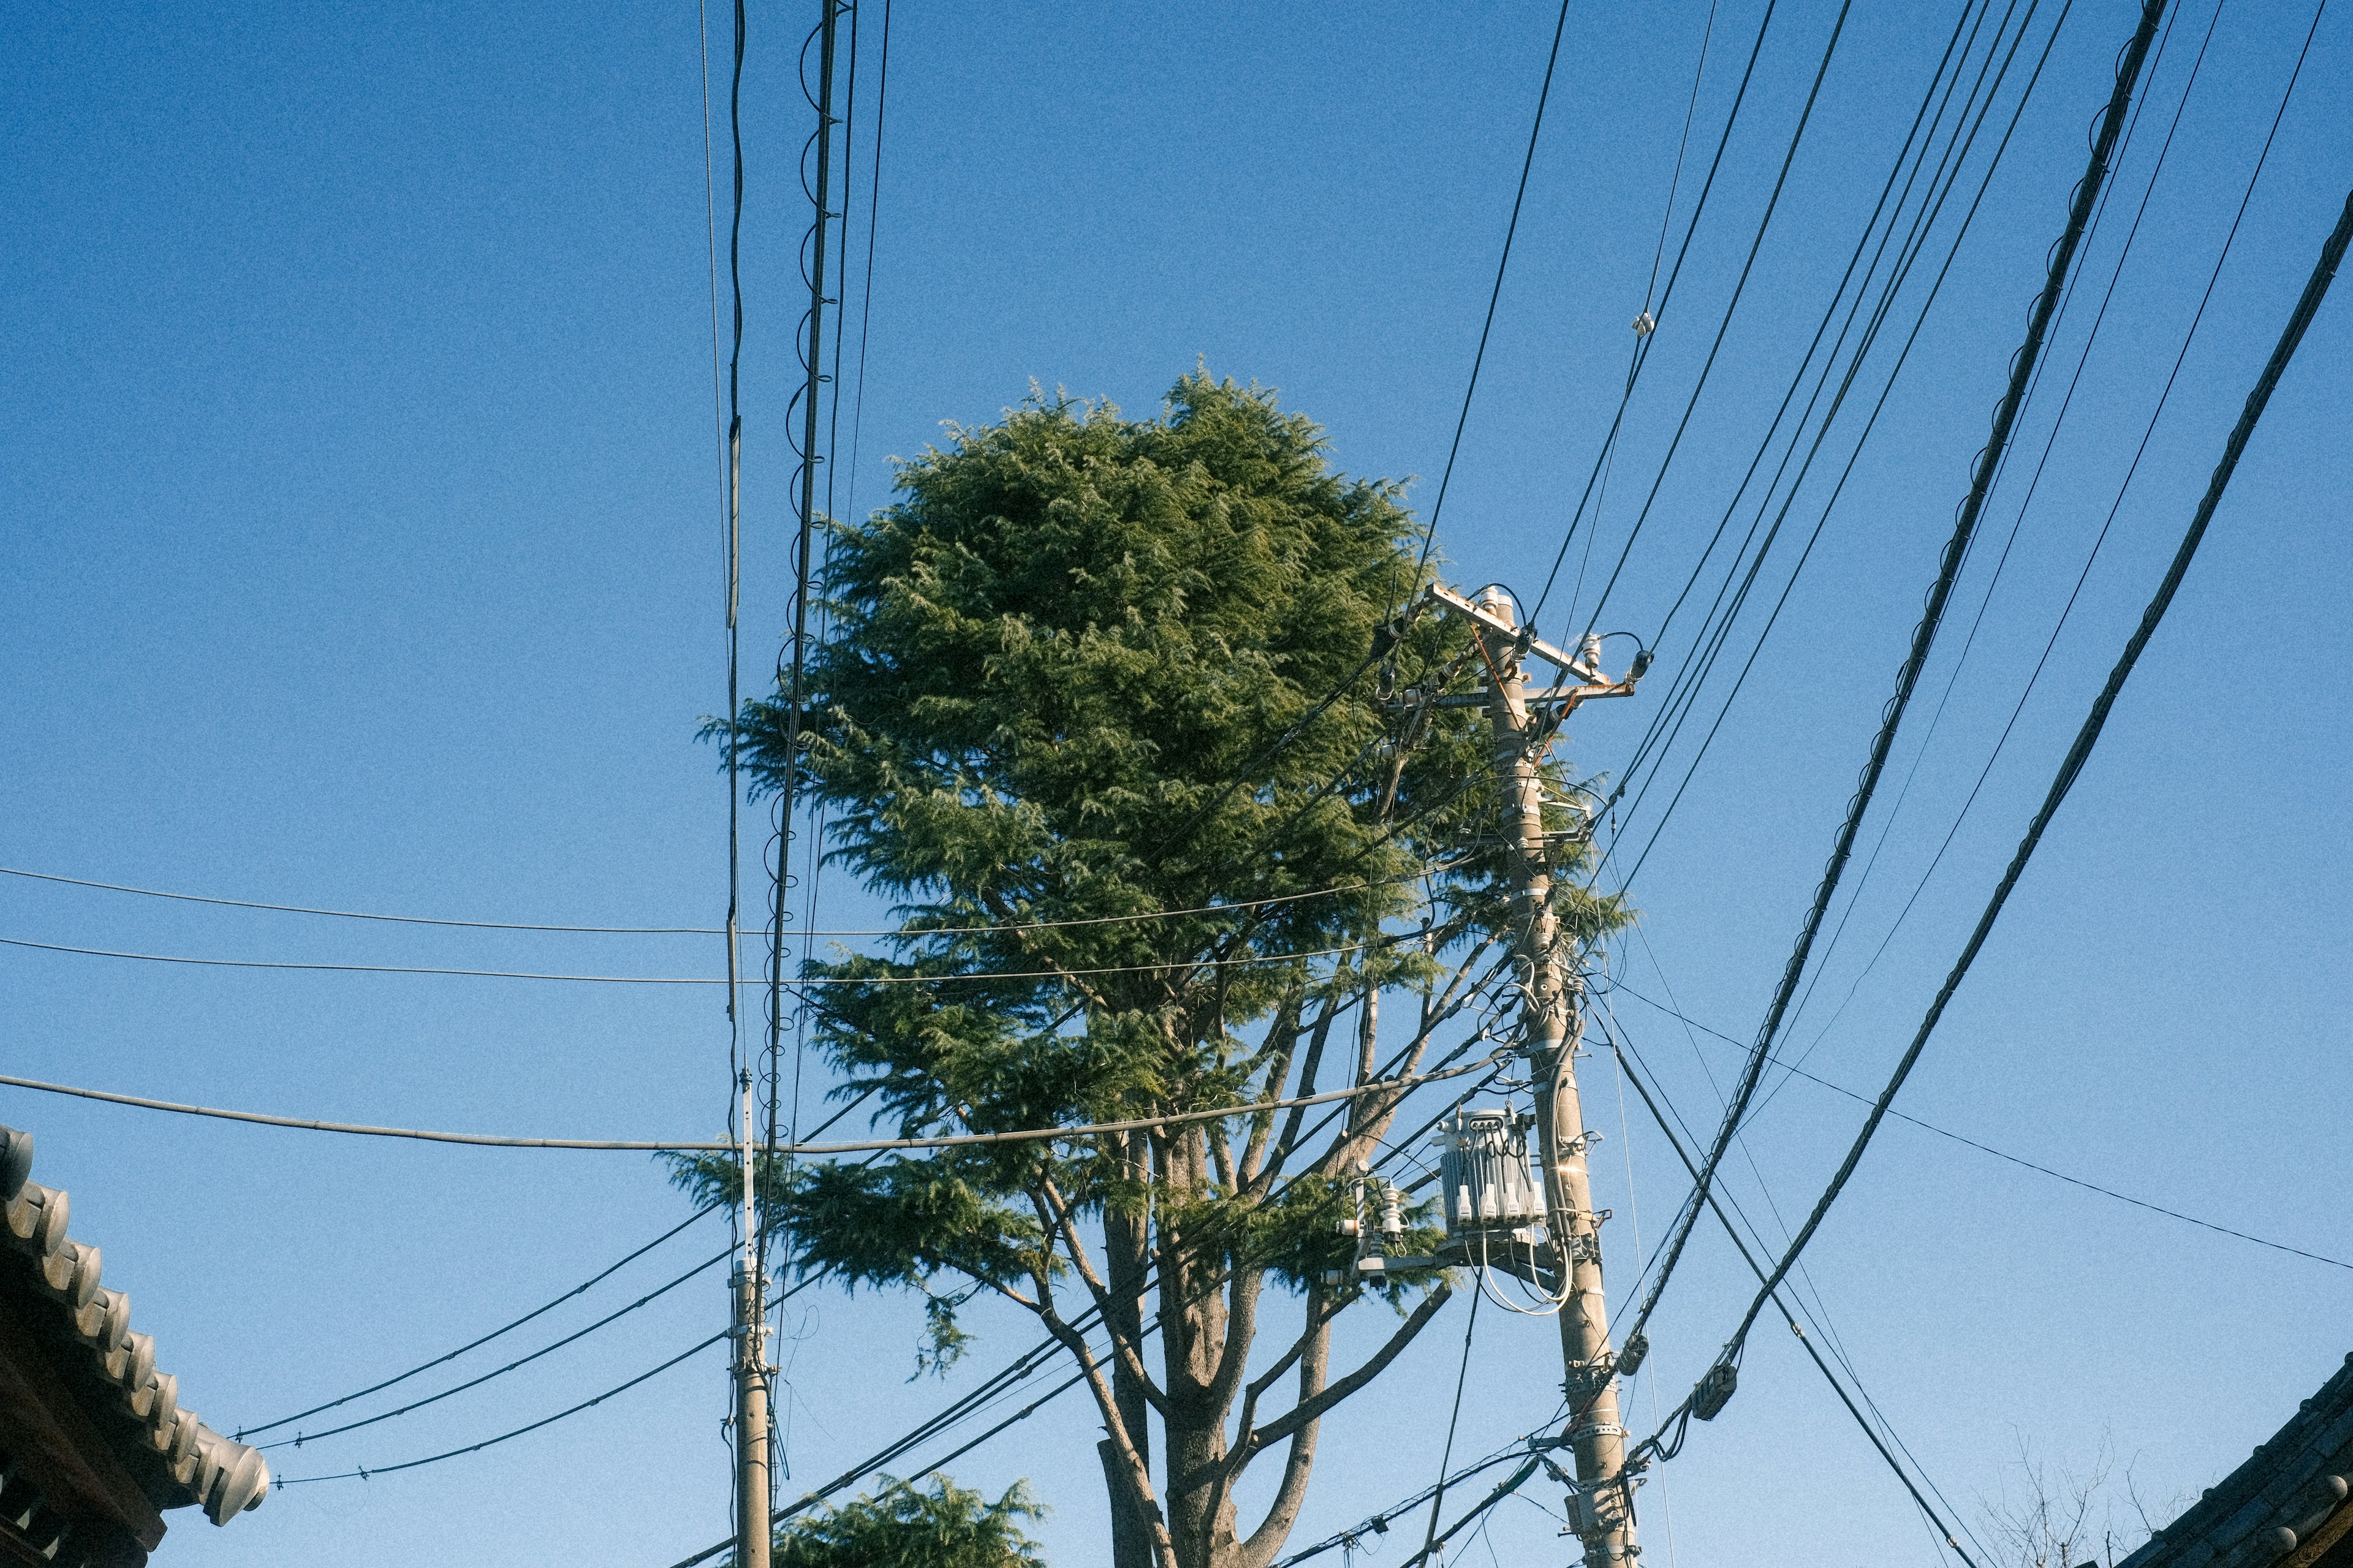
[1429,583,1646,1566]
[735,1064,772,1568]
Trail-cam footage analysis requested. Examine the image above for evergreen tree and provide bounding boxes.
[771,1478,1044,1568]
[678,373,1620,1568]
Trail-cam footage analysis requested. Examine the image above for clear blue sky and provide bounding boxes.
[4,2,2348,1564]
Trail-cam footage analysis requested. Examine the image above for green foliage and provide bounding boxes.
[767,1477,1045,1568]
[685,370,1627,1565]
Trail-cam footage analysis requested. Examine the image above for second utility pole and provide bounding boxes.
[1438,582,1643,1566]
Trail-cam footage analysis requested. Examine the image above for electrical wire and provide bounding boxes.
[1604,1032,1981,1565]
[1587,0,2037,851]
[1759,0,2303,1094]
[0,863,1421,936]
[1606,0,2085,892]
[1759,0,2203,1053]
[1605,980,2353,1272]
[259,1243,734,1452]
[0,1050,1507,1155]
[274,1330,732,1486]
[1528,0,1795,629]
[1414,1287,1483,1563]
[0,933,1388,985]
[1705,178,2351,1373]
[1546,0,1863,635]
[236,1200,727,1439]
[1610,0,2162,1371]
[1406,0,1574,589]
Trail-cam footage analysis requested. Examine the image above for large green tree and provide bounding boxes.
[680,374,1618,1568]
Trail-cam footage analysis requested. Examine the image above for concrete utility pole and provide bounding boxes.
[735,1066,773,1568]
[1433,583,1643,1566]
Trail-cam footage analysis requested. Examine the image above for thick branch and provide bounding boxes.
[1233,1298,1335,1568]
[1037,1174,1169,1412]
[1241,1282,1453,1455]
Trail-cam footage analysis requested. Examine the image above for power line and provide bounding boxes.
[1406,0,1574,587]
[238,1200,726,1439]
[259,1244,734,1452]
[1699,172,2351,1385]
[1587,0,2046,862]
[0,1049,1506,1155]
[659,1036,1508,1567]
[1545,0,1862,635]
[1529,0,1795,629]
[1607,0,2082,892]
[1614,0,2162,1371]
[1602,1032,1982,1566]
[1761,0,2291,1084]
[275,1330,731,1486]
[0,932,1387,985]
[1605,980,2353,1273]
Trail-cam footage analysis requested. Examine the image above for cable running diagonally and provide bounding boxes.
[235,1200,724,1439]
[1615,0,2165,1362]
[1704,177,2352,1385]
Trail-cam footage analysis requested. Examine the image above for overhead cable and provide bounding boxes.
[1616,0,2165,1366]
[1607,0,2085,890]
[238,1200,726,1439]
[275,1330,730,1486]
[0,864,1414,938]
[1545,0,1862,633]
[1588,0,2045,863]
[0,933,1387,985]
[1407,0,1575,586]
[1607,980,2353,1273]
[1705,176,2352,1381]
[0,1050,1504,1155]
[1762,0,2296,1076]
[259,1244,733,1452]
[1605,1036,1980,1565]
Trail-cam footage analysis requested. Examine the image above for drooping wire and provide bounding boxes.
[237,1200,726,1439]
[1414,1287,1484,1564]
[1403,0,1575,596]
[257,1244,735,1452]
[1612,0,2163,1371]
[275,1330,733,1487]
[1605,0,2083,892]
[1703,170,2351,1381]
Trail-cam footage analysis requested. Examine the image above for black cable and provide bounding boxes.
[1609,978,2353,1273]
[1762,0,2297,1088]
[260,1244,733,1452]
[1607,0,2083,892]
[236,1200,724,1439]
[1528,0,1795,627]
[1616,0,2163,1365]
[659,1040,1509,1565]
[1590,0,2029,843]
[1404,0,1574,591]
[1415,1287,1483,1562]
[1710,179,2352,1368]
[1543,0,1862,634]
[275,1330,732,1487]
[1606,1036,1980,1566]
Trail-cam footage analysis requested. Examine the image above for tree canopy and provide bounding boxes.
[677,373,1620,1568]
[768,1478,1045,1568]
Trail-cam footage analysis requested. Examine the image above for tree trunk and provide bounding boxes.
[1105,1130,1156,1568]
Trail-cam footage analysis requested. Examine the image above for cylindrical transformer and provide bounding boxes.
[1438,1107,1545,1242]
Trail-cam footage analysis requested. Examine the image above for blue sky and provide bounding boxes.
[4,2,2349,1564]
